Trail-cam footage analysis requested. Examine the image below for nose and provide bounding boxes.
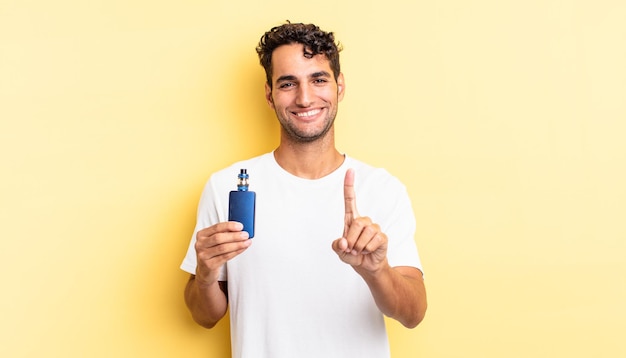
[295,84,312,107]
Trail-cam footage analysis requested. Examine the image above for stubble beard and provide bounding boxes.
[277,108,338,144]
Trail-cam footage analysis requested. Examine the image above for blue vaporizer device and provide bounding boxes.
[228,169,256,238]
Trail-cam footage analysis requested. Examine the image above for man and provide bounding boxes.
[181,22,427,358]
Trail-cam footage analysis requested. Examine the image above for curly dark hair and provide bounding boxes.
[256,22,342,88]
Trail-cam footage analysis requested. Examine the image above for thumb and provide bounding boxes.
[332,237,349,254]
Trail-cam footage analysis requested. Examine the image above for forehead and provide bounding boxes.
[271,43,332,78]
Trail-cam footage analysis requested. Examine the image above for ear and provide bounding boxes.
[336,72,346,101]
[264,82,275,109]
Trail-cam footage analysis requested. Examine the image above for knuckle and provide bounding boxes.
[352,218,367,229]
[363,225,377,236]
[195,235,216,251]
[214,243,231,255]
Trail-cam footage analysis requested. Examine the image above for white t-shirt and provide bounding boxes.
[181,153,422,358]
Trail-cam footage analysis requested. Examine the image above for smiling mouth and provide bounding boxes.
[294,109,322,118]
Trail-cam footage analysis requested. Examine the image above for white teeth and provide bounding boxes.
[296,109,321,117]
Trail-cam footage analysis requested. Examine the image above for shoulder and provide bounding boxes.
[345,156,406,192]
[210,153,273,180]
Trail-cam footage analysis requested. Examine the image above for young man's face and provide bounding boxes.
[265,43,345,143]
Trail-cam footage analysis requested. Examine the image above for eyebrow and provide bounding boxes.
[311,71,332,78]
[276,75,298,83]
[275,71,332,84]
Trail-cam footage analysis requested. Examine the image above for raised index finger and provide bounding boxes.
[344,168,359,219]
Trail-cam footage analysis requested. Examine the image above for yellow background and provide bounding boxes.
[1,0,625,357]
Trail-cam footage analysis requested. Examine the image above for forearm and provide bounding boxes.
[184,275,228,329]
[357,263,427,328]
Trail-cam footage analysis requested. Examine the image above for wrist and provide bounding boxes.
[355,258,391,280]
[195,279,217,290]
[193,271,220,290]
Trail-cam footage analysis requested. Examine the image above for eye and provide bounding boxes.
[313,78,328,85]
[278,82,295,89]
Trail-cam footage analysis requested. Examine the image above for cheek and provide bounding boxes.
[318,87,338,101]
[270,94,289,109]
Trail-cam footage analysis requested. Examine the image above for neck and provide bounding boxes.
[274,129,344,179]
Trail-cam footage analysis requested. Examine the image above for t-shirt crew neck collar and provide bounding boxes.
[268,151,350,185]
